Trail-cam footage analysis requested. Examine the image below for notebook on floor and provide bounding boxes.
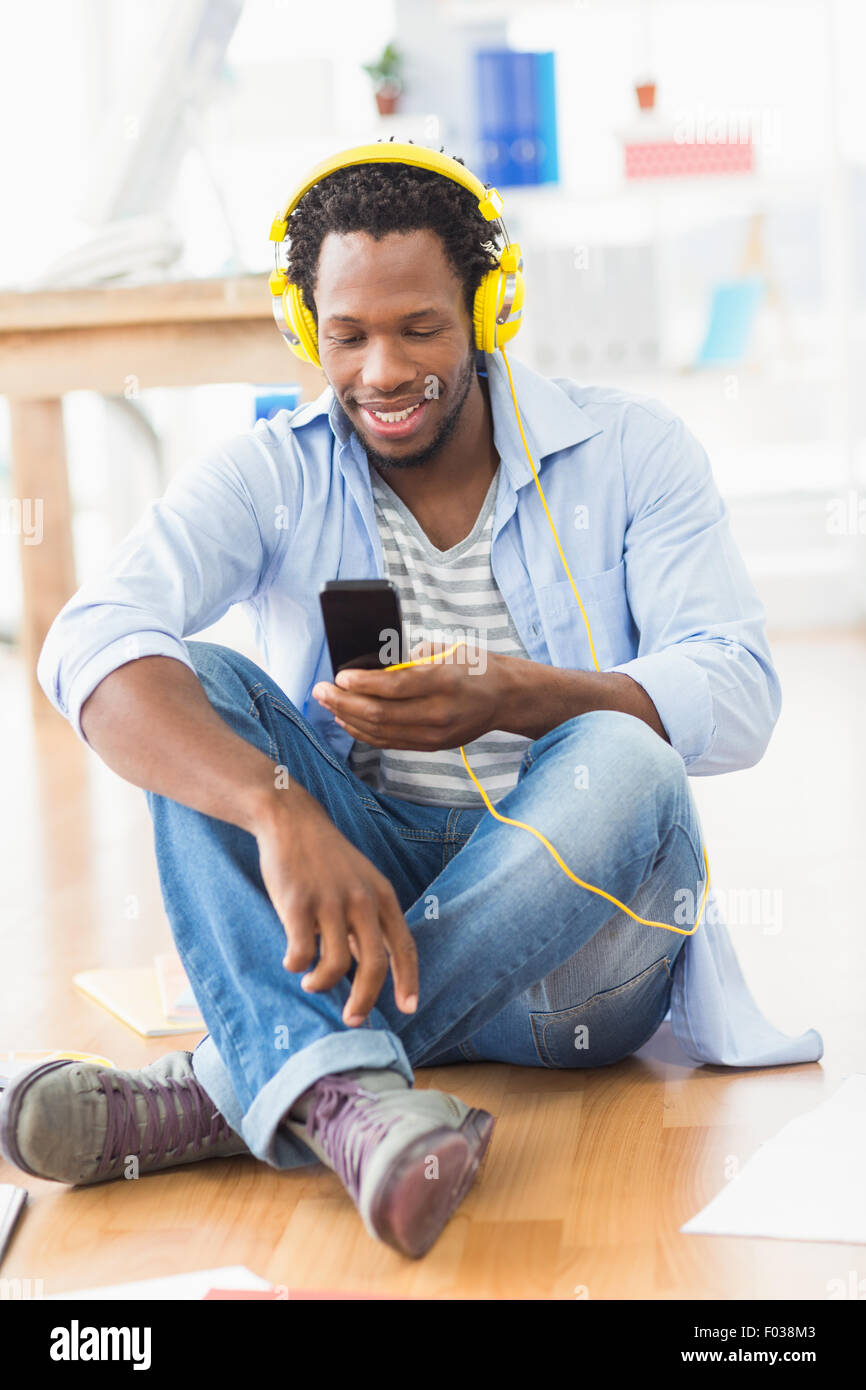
[73,959,205,1038]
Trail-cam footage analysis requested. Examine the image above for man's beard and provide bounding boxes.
[349,348,477,473]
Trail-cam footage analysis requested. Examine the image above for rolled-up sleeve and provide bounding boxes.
[609,407,781,775]
[37,426,298,744]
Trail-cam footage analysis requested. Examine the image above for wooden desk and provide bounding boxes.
[0,273,325,696]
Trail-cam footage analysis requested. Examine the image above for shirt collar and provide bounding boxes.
[289,349,604,487]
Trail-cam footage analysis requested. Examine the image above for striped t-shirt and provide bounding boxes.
[347,460,533,807]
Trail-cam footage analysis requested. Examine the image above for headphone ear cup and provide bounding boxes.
[473,263,525,353]
[285,282,321,367]
[472,270,498,353]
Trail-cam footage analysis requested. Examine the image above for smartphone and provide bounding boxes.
[319,579,404,675]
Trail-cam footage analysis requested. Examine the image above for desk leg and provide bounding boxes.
[8,397,76,700]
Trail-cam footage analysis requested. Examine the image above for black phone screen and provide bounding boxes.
[319,580,404,674]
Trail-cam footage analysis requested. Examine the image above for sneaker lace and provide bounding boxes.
[95,1070,233,1178]
[305,1075,403,1204]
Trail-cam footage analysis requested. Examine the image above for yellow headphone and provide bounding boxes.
[268,140,525,364]
[268,142,710,938]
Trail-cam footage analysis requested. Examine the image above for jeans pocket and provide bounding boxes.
[528,954,673,1069]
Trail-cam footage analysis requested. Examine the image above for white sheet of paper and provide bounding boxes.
[681,1074,866,1244]
[46,1265,272,1300]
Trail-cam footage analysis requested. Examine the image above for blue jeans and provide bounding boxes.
[145,641,705,1171]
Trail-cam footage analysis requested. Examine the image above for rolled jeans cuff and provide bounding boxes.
[192,1029,414,1169]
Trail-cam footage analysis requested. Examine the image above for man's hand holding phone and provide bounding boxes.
[312,637,508,751]
[317,579,510,753]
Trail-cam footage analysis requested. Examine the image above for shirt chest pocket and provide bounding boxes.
[535,560,634,671]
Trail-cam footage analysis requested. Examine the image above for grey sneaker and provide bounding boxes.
[283,1068,495,1259]
[0,1051,249,1184]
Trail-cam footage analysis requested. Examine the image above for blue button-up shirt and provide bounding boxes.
[37,348,823,1069]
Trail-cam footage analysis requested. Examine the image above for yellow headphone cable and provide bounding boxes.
[382,345,710,938]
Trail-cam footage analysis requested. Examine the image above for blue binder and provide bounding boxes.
[475,50,559,187]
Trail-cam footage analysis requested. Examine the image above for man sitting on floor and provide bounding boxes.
[1,148,821,1259]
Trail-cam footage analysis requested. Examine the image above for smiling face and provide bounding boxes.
[313,228,480,472]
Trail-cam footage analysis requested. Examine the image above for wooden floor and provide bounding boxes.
[2,630,864,1299]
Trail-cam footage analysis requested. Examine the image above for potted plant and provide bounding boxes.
[363,42,404,116]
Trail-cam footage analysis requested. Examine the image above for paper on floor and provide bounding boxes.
[681,1074,866,1244]
[46,1266,272,1300]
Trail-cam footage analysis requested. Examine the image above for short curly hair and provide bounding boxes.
[284,156,502,332]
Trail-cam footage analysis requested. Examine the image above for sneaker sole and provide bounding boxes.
[0,1058,77,1179]
[367,1107,495,1259]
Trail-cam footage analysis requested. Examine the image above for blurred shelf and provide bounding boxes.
[574,358,858,384]
[505,164,861,209]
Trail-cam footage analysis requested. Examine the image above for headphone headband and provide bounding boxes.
[268,141,505,243]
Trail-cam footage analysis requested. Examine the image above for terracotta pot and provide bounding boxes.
[375,85,400,116]
[635,81,656,111]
